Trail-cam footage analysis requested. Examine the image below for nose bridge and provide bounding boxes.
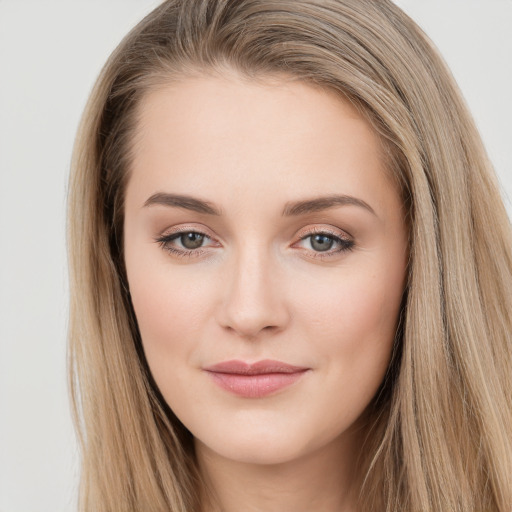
[218,239,288,337]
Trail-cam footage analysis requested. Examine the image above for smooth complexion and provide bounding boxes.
[123,72,408,512]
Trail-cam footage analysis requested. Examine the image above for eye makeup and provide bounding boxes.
[292,227,354,259]
[155,229,217,259]
[154,225,354,261]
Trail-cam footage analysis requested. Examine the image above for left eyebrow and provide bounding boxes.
[282,195,376,217]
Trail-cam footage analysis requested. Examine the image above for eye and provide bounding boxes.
[295,229,354,257]
[178,232,206,249]
[309,233,336,252]
[155,229,218,257]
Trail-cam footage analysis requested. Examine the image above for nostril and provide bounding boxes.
[217,303,288,338]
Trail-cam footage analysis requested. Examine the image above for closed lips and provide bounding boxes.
[203,359,309,375]
[203,360,310,398]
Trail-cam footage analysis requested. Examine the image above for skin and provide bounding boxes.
[123,71,408,512]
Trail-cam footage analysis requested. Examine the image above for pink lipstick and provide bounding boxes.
[203,359,309,398]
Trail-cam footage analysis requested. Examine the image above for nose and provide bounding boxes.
[216,245,290,339]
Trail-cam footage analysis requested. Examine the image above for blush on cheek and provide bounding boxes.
[297,268,400,384]
[129,268,214,367]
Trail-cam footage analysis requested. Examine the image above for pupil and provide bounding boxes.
[311,234,334,252]
[181,232,204,249]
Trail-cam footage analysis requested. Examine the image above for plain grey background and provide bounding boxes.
[0,1,510,511]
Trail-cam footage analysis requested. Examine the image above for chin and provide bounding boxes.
[201,438,309,466]
[194,417,340,467]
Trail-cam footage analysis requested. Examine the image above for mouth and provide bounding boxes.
[203,359,310,398]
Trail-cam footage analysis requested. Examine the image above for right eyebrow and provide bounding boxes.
[143,193,222,215]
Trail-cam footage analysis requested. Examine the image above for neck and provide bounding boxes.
[196,430,364,512]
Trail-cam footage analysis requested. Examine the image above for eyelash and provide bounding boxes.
[155,229,214,259]
[154,227,354,260]
[295,228,354,259]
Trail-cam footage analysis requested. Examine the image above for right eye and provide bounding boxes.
[155,229,219,258]
[174,232,207,249]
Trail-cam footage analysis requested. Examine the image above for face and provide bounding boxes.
[123,72,408,466]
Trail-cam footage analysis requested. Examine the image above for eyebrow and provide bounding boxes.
[282,195,376,217]
[143,192,376,217]
[143,193,222,215]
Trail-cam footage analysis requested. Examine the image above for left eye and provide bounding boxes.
[309,234,336,252]
[297,232,353,253]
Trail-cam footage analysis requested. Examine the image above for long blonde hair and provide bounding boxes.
[68,1,512,510]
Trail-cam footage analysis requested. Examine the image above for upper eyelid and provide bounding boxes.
[296,225,352,241]
[157,224,216,239]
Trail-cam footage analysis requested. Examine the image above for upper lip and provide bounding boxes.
[203,359,308,375]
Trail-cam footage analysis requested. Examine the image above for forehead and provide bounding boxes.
[135,72,368,146]
[127,73,398,218]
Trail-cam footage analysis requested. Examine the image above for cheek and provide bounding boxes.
[299,262,403,345]
[294,258,404,395]
[125,249,215,371]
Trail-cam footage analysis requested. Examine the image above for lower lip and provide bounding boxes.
[206,371,308,398]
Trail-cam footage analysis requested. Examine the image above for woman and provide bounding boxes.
[67,0,512,510]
